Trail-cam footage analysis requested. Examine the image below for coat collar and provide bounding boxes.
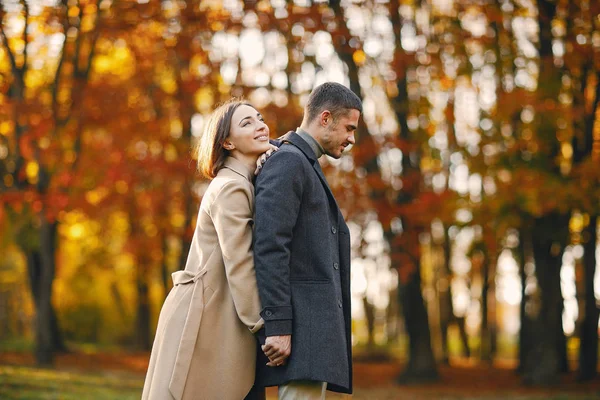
[279,131,318,164]
[223,157,254,182]
[296,128,325,159]
[279,131,342,218]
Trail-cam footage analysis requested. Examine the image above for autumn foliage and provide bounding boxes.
[0,0,599,386]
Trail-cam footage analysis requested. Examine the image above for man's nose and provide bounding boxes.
[347,133,356,145]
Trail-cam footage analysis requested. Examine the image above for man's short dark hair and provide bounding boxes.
[304,82,362,124]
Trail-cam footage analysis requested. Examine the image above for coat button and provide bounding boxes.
[333,262,339,270]
[265,310,272,317]
[331,226,337,234]
[338,301,343,308]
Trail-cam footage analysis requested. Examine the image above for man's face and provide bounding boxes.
[320,109,360,159]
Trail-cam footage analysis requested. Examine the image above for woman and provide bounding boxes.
[142,100,275,400]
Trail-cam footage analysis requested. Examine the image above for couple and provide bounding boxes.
[142,82,362,400]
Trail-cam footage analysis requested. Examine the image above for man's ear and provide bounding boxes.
[223,140,235,150]
[320,110,332,127]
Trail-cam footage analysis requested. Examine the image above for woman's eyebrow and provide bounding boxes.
[239,113,263,125]
[238,116,251,126]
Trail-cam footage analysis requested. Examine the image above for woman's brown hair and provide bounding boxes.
[195,99,252,179]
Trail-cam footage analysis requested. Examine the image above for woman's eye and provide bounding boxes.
[242,122,250,127]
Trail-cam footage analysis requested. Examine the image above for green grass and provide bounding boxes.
[0,365,143,400]
[2,364,599,400]
[0,338,35,353]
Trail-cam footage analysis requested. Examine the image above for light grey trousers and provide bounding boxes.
[278,381,327,400]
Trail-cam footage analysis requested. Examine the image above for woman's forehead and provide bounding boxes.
[232,104,259,122]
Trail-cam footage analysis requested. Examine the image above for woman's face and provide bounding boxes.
[225,104,271,158]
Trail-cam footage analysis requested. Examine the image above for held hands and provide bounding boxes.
[254,145,279,175]
[262,335,291,367]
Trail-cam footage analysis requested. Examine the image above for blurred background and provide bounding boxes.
[0,0,599,398]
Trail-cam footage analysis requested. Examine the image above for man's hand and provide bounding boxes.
[254,145,278,175]
[262,335,291,367]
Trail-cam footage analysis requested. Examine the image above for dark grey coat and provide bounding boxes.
[253,131,352,394]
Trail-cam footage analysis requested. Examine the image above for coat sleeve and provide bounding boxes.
[210,180,264,334]
[253,150,305,336]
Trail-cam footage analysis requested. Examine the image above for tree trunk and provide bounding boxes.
[130,205,152,350]
[29,214,59,365]
[479,240,498,364]
[25,236,66,358]
[386,286,400,342]
[456,316,470,359]
[388,0,437,382]
[438,293,451,364]
[176,123,194,273]
[439,227,470,363]
[161,234,170,298]
[177,185,193,271]
[135,262,151,350]
[578,215,599,381]
[363,296,376,348]
[439,230,452,364]
[523,214,569,385]
[397,263,438,383]
[517,229,531,374]
[136,268,152,350]
[480,251,491,362]
[110,281,129,324]
[558,317,569,373]
[50,304,66,352]
[489,283,498,362]
[0,291,8,340]
[521,0,570,384]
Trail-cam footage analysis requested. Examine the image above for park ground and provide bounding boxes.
[1,352,599,399]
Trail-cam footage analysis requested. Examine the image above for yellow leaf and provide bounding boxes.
[353,50,366,66]
[4,174,13,187]
[165,144,178,162]
[0,121,14,135]
[86,187,108,205]
[171,213,185,228]
[561,142,573,159]
[69,223,85,239]
[195,87,214,113]
[116,180,128,194]
[68,6,80,18]
[144,223,158,237]
[26,161,39,180]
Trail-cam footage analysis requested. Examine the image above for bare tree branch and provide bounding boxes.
[21,0,29,79]
[0,8,22,90]
[73,0,85,78]
[51,1,72,133]
[82,0,102,78]
[68,0,105,173]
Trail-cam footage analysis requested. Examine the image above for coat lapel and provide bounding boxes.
[280,131,341,217]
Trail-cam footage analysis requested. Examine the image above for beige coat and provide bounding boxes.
[142,157,264,400]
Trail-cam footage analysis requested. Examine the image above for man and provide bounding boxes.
[253,82,362,399]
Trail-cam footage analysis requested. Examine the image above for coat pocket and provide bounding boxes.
[289,278,330,284]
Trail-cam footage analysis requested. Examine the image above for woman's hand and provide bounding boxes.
[254,144,279,175]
